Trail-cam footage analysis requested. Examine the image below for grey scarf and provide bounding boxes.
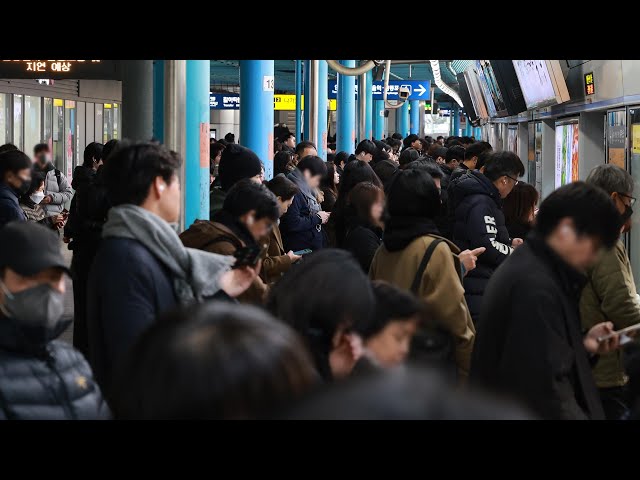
[288,168,321,216]
[102,204,234,305]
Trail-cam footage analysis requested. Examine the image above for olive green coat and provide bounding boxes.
[580,240,640,388]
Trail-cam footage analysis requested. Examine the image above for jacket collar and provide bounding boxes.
[0,312,70,356]
[210,210,256,246]
[526,232,587,301]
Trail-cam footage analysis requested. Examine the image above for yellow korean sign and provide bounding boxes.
[633,124,640,155]
[274,95,336,111]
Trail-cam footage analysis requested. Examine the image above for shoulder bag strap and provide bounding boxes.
[410,238,444,295]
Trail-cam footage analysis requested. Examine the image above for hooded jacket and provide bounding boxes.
[449,170,513,325]
[180,212,268,305]
[65,165,110,248]
[37,167,73,216]
[471,233,605,420]
[368,217,475,380]
[0,309,109,420]
[0,184,26,228]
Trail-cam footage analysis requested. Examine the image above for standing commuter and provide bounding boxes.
[581,164,640,419]
[449,151,525,325]
[32,143,73,218]
[503,182,538,240]
[0,222,109,420]
[0,148,31,227]
[354,140,377,163]
[87,143,258,393]
[449,141,493,185]
[19,172,64,229]
[402,134,422,152]
[471,182,623,420]
[280,156,330,252]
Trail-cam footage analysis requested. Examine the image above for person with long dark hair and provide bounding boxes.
[503,182,538,240]
[320,161,339,212]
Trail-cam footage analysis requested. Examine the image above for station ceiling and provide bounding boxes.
[210,60,474,105]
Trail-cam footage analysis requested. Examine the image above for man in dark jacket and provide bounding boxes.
[471,182,623,420]
[449,151,525,325]
[449,141,493,185]
[0,222,109,420]
[438,146,465,239]
[280,155,330,252]
[88,143,257,394]
[210,144,263,218]
[0,148,31,227]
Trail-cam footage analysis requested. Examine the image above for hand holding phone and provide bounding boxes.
[293,249,312,256]
[232,245,264,269]
[597,322,640,342]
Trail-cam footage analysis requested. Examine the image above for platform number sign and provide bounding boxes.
[263,75,275,92]
[584,72,595,96]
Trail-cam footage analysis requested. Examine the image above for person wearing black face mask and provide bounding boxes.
[0,147,31,228]
[581,164,639,420]
[0,222,109,419]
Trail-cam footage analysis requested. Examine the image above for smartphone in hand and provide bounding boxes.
[233,245,264,269]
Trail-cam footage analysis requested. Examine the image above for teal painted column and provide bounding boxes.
[317,60,328,159]
[409,100,420,135]
[373,100,385,139]
[396,101,409,138]
[153,60,164,142]
[465,119,473,136]
[240,60,274,178]
[337,60,356,154]
[185,60,210,228]
[303,60,310,141]
[474,126,481,139]
[365,71,373,140]
[295,60,302,144]
[453,106,460,137]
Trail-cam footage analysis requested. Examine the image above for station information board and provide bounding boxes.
[0,60,121,79]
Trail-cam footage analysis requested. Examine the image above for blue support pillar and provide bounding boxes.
[240,60,274,178]
[317,60,328,159]
[474,126,481,139]
[365,71,373,140]
[453,106,460,137]
[185,60,210,228]
[373,100,385,140]
[152,60,164,142]
[303,60,310,141]
[396,101,409,138]
[409,100,420,135]
[337,60,356,154]
[295,60,302,144]
[465,118,472,137]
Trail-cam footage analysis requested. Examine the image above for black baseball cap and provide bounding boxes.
[0,222,70,276]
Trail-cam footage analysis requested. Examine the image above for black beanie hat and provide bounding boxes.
[218,144,262,192]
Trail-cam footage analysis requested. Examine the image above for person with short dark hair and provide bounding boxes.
[450,141,493,185]
[403,134,422,152]
[279,132,296,152]
[475,149,491,171]
[373,159,398,191]
[211,144,263,217]
[369,169,476,381]
[503,182,538,240]
[581,164,639,419]
[357,281,423,369]
[460,136,473,147]
[391,132,403,141]
[294,141,318,163]
[111,301,317,419]
[0,148,31,227]
[334,151,350,175]
[449,151,525,325]
[330,160,383,247]
[343,182,385,273]
[0,222,109,419]
[436,135,445,146]
[262,175,301,283]
[471,182,623,420]
[0,143,17,155]
[355,139,376,163]
[181,179,278,305]
[267,249,375,381]
[224,132,235,144]
[19,172,63,229]
[384,137,402,160]
[32,143,73,217]
[398,147,420,170]
[371,140,391,165]
[280,155,329,252]
[88,142,257,393]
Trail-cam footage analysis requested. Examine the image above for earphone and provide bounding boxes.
[159,185,165,192]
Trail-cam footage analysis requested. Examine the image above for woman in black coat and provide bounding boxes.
[342,182,385,273]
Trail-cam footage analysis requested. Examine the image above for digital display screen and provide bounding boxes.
[512,60,558,109]
[584,72,595,95]
[0,60,120,79]
[555,122,579,188]
[475,60,508,117]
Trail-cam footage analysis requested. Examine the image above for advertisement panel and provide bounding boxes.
[555,121,580,188]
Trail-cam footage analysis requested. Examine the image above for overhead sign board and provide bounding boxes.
[0,60,121,79]
[210,93,240,110]
[274,94,337,111]
[328,79,430,100]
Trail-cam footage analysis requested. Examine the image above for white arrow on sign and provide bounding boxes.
[414,84,427,96]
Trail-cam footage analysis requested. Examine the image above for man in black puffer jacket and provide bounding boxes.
[0,222,109,420]
[449,151,525,326]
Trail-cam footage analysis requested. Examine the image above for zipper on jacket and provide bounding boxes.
[45,350,78,420]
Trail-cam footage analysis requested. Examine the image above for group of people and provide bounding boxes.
[0,125,637,420]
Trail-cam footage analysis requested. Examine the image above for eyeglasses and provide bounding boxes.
[617,192,636,207]
[505,174,519,185]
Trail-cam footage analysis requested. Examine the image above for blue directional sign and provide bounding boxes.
[210,93,240,109]
[328,80,430,100]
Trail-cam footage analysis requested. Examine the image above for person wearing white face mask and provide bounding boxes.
[19,172,64,230]
[0,222,109,419]
[32,143,73,217]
